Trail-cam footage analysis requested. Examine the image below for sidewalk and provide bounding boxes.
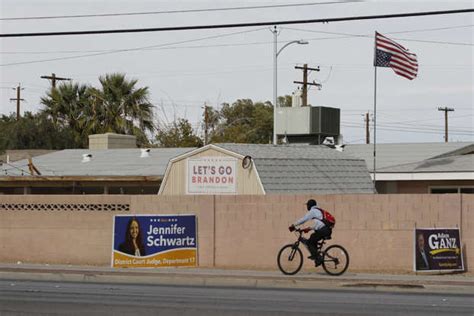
[0,263,472,294]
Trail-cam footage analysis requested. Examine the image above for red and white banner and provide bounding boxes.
[187,157,237,194]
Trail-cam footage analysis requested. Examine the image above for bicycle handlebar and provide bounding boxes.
[291,227,308,234]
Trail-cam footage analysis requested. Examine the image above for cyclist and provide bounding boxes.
[289,199,333,266]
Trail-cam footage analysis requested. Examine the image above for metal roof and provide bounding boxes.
[378,154,474,174]
[344,142,474,171]
[217,143,354,160]
[1,148,195,177]
[215,144,375,194]
[1,143,374,194]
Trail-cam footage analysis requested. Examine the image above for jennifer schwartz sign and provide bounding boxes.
[187,156,237,194]
[414,228,464,272]
[112,215,197,268]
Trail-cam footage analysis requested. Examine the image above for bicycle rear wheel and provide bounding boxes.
[277,244,303,275]
[322,245,349,276]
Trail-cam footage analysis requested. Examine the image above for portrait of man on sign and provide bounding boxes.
[415,232,431,270]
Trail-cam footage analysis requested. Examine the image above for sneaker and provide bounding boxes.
[315,257,323,267]
[307,255,317,260]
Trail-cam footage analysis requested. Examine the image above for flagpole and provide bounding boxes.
[373,31,378,192]
[372,31,417,193]
[373,66,377,190]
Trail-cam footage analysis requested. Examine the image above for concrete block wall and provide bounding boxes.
[0,194,471,272]
[462,195,474,270]
[0,195,131,265]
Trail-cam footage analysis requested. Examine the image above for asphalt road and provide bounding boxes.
[0,279,473,316]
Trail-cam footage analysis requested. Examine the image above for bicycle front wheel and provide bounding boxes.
[322,245,349,276]
[277,244,303,275]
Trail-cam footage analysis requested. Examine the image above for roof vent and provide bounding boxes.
[323,137,335,146]
[323,135,345,152]
[82,153,92,163]
[140,148,151,158]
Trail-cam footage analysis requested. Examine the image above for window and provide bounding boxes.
[30,187,75,194]
[430,187,474,194]
[107,186,158,194]
[0,187,25,194]
[77,187,104,194]
[430,188,458,194]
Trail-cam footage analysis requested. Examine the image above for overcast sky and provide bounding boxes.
[1,0,472,144]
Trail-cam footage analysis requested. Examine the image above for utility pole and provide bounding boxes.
[438,107,454,142]
[9,84,25,120]
[294,64,321,106]
[40,73,71,88]
[204,103,209,145]
[365,112,370,144]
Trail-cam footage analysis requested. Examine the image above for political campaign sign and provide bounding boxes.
[112,215,197,268]
[414,228,464,272]
[187,156,237,194]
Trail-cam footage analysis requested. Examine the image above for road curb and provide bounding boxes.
[0,267,473,294]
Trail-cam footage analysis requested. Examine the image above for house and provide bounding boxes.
[0,147,194,195]
[1,142,375,195]
[159,143,374,195]
[344,142,474,193]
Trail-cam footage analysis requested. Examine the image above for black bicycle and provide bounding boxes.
[277,228,349,276]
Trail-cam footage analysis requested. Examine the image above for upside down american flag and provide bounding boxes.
[374,32,418,80]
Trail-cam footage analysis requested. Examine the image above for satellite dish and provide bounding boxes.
[242,155,252,169]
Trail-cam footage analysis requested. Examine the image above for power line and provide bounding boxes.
[343,116,473,131]
[1,9,473,38]
[343,121,473,133]
[286,24,474,35]
[3,23,473,55]
[4,33,472,56]
[341,123,473,136]
[0,28,266,67]
[389,24,474,34]
[283,25,474,46]
[0,41,279,55]
[0,1,361,21]
[374,112,471,124]
[342,120,473,135]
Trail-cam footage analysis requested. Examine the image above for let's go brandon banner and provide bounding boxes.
[112,214,197,268]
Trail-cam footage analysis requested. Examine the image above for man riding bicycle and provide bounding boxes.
[289,199,334,266]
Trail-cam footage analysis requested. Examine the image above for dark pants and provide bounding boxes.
[307,226,332,256]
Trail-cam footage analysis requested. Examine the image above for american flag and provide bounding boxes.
[374,32,418,80]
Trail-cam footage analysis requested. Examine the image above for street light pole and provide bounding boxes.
[272,25,308,145]
[272,26,278,145]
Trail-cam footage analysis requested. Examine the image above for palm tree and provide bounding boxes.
[40,82,92,147]
[90,73,155,138]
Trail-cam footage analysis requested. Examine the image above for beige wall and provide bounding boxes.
[160,147,264,195]
[0,194,472,272]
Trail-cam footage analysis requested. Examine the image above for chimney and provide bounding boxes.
[88,133,137,149]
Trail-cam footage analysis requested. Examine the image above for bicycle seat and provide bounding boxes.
[323,236,332,240]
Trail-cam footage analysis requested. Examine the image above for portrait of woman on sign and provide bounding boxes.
[119,217,146,256]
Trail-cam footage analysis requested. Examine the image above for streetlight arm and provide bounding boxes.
[276,40,308,57]
[277,40,300,57]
